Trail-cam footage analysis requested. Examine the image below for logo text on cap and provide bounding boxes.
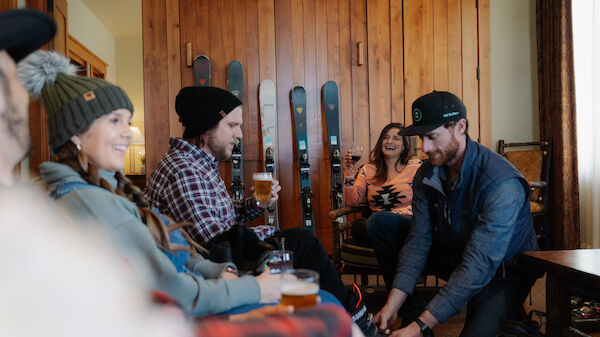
[442,111,460,118]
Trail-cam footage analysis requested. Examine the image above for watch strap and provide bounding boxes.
[414,318,432,336]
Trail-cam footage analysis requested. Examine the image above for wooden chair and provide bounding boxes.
[328,197,383,286]
[497,140,552,249]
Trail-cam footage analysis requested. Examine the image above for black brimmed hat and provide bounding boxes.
[176,86,242,139]
[401,91,466,136]
[0,9,56,62]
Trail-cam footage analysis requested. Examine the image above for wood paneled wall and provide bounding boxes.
[143,0,490,253]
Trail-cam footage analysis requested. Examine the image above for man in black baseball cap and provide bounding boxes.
[373,91,541,336]
[0,9,56,186]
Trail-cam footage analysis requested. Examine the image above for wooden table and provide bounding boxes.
[521,249,600,337]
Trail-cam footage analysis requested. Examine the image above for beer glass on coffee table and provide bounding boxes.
[267,250,293,274]
[253,172,273,208]
[280,269,319,310]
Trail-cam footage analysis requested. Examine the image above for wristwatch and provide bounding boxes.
[224,266,237,275]
[414,318,433,337]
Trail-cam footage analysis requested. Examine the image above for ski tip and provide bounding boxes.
[323,81,338,91]
[228,60,242,67]
[259,79,275,92]
[292,86,306,94]
[193,54,210,61]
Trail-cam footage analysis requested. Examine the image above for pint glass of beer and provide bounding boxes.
[280,269,319,309]
[253,172,272,207]
[267,250,293,274]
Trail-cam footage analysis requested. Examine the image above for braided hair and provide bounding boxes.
[55,141,206,255]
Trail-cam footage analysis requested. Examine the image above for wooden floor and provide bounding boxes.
[341,274,600,337]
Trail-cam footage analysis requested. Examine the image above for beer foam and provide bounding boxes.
[253,173,272,181]
[281,282,319,295]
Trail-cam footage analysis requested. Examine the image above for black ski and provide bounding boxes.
[291,86,315,233]
[193,55,210,86]
[322,81,345,218]
[228,60,244,201]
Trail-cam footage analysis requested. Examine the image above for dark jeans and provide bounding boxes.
[276,228,354,311]
[366,211,413,291]
[367,211,532,337]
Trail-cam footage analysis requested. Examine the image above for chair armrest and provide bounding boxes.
[333,221,353,233]
[328,207,359,220]
[529,181,548,188]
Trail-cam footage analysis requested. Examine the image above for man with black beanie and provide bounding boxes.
[144,86,378,336]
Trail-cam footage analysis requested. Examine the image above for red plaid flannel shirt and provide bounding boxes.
[144,138,276,245]
[196,305,353,337]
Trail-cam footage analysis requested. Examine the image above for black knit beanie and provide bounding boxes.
[175,86,242,139]
[17,50,133,153]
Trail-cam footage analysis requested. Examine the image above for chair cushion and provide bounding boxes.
[504,150,543,201]
[350,218,370,245]
[340,238,380,267]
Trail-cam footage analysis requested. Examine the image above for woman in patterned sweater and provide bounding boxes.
[344,123,421,289]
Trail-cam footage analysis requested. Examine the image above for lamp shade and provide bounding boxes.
[130,126,145,145]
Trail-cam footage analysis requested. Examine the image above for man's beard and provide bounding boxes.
[205,133,232,161]
[427,133,459,167]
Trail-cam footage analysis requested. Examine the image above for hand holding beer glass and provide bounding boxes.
[280,269,319,310]
[253,172,273,208]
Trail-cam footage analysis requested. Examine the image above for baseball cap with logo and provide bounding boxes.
[400,91,466,136]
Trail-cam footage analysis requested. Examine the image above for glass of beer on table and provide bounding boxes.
[267,250,294,274]
[280,269,319,309]
[253,172,272,207]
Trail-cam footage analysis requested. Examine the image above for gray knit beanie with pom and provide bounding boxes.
[17,50,133,153]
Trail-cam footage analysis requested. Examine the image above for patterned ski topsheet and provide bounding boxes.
[228,61,244,201]
[323,81,346,222]
[193,55,211,87]
[259,79,279,228]
[291,86,315,233]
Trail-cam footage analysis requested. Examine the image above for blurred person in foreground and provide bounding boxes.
[0,8,55,187]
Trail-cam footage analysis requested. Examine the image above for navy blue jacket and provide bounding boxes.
[392,137,539,322]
